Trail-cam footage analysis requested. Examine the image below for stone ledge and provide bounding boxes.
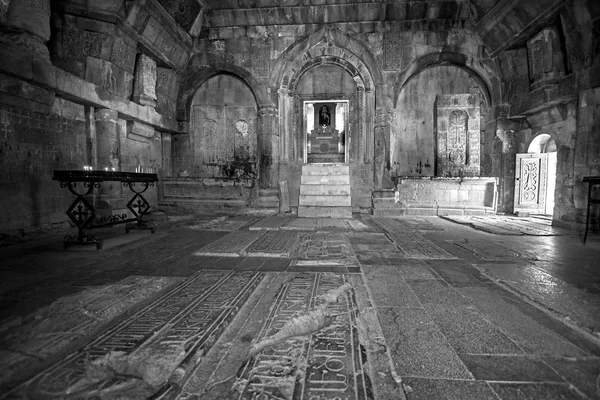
[0,43,178,133]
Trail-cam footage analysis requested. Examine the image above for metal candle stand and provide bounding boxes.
[53,170,159,250]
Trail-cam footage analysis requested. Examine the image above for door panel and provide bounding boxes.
[514,153,548,215]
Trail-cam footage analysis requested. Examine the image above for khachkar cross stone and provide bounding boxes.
[133,54,157,108]
[435,94,481,177]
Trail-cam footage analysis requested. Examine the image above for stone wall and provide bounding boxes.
[0,0,189,233]
[0,0,599,231]
[483,0,600,227]
[0,101,86,231]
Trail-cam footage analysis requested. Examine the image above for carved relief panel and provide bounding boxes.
[527,27,564,87]
[383,34,403,71]
[435,94,481,177]
[156,67,180,119]
[192,105,257,178]
[499,48,529,115]
[251,39,270,78]
[514,153,548,214]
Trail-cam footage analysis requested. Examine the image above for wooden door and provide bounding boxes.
[514,153,549,215]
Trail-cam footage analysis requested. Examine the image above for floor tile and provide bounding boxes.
[455,285,591,357]
[425,304,523,354]
[540,356,600,399]
[458,354,563,382]
[402,377,497,400]
[407,279,472,307]
[488,382,584,400]
[362,265,422,308]
[378,308,472,379]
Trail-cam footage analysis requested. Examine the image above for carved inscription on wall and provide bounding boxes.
[133,54,157,107]
[61,19,105,62]
[193,105,258,178]
[156,0,201,31]
[527,27,564,86]
[156,67,179,119]
[202,119,219,165]
[111,37,136,73]
[383,35,402,70]
[436,94,481,177]
[251,40,270,78]
[499,48,529,115]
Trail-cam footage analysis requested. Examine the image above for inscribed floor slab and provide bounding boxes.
[243,230,299,258]
[9,270,263,398]
[193,231,265,257]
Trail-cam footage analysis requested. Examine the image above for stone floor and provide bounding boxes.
[0,214,599,399]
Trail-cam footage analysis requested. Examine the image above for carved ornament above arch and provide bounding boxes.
[272,27,382,94]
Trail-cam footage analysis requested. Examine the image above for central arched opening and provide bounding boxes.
[295,64,356,164]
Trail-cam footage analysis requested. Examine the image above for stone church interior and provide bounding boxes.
[0,0,599,398]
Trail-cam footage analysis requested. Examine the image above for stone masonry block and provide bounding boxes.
[0,43,33,80]
[0,73,55,106]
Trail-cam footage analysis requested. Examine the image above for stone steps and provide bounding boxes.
[298,164,352,218]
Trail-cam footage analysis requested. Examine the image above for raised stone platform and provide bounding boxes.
[159,177,279,215]
[373,177,498,216]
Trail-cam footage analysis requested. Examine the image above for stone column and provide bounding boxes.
[373,106,393,190]
[0,0,51,60]
[133,54,157,108]
[495,118,524,214]
[95,109,122,210]
[257,105,279,189]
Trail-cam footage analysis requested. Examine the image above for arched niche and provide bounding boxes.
[176,65,269,122]
[172,74,258,178]
[393,65,487,177]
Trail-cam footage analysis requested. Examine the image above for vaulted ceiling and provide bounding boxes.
[201,0,497,27]
[156,0,568,56]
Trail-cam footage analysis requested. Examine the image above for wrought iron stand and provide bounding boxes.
[53,170,159,250]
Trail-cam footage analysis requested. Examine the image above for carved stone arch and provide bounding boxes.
[271,26,383,92]
[392,52,499,110]
[281,45,373,93]
[176,62,270,122]
[275,33,379,168]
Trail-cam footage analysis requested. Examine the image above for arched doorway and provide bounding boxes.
[295,64,355,164]
[527,133,557,215]
[274,30,380,212]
